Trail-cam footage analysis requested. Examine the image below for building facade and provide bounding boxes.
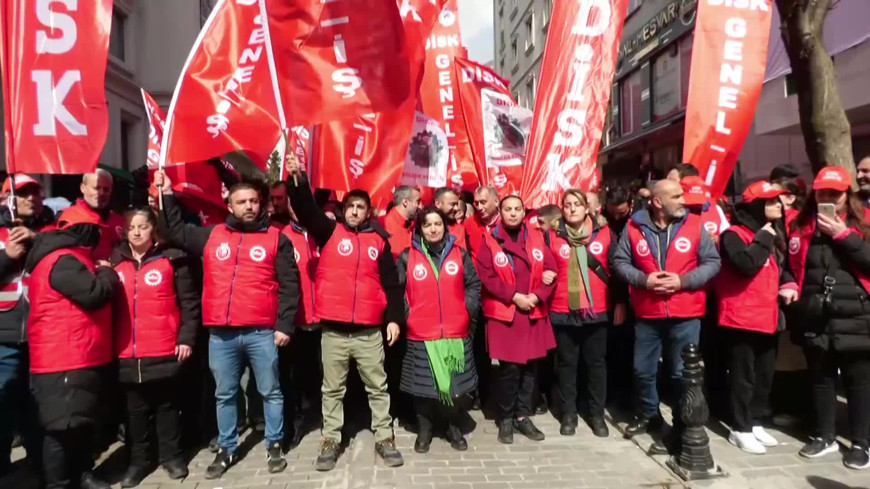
[493,0,552,108]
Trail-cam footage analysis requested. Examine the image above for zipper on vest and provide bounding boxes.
[138,359,142,383]
[133,265,139,357]
[351,234,360,323]
[436,260,444,338]
[226,234,244,324]
[305,231,315,317]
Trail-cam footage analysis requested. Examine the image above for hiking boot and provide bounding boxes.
[497,419,513,444]
[560,414,578,436]
[162,458,188,480]
[799,438,839,458]
[623,414,663,439]
[446,425,468,451]
[514,418,545,441]
[266,441,287,474]
[375,438,404,467]
[589,416,609,438]
[205,448,234,479]
[315,438,341,471]
[844,444,870,470]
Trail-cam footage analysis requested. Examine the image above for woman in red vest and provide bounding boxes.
[548,189,626,438]
[781,166,870,469]
[715,181,787,454]
[111,209,199,487]
[396,206,480,454]
[476,195,556,444]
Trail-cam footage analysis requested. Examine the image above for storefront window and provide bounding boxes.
[652,48,680,121]
[620,70,643,135]
[680,33,693,109]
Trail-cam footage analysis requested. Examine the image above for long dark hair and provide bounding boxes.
[414,205,449,243]
[732,198,787,259]
[792,188,870,241]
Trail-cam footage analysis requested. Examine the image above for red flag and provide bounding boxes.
[151,162,227,226]
[419,0,477,190]
[400,111,450,188]
[141,89,166,170]
[0,0,111,174]
[454,57,531,197]
[161,0,281,168]
[520,0,629,207]
[683,1,773,200]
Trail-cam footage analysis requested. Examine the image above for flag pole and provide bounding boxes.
[7,174,16,223]
[259,0,294,186]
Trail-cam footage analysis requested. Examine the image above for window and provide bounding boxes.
[511,38,518,64]
[627,0,642,17]
[524,14,534,52]
[526,77,536,108]
[109,9,127,61]
[543,0,552,27]
[500,56,505,73]
[620,70,643,135]
[784,74,797,97]
[120,118,133,170]
[499,30,505,51]
[652,48,680,121]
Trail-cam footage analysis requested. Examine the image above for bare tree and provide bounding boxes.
[775,0,853,174]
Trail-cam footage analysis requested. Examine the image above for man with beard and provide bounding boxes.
[381,186,421,258]
[269,181,292,229]
[857,156,870,207]
[434,187,467,249]
[604,184,633,236]
[466,186,500,256]
[613,179,720,446]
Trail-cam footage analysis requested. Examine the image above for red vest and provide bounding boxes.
[480,229,548,322]
[202,224,281,327]
[548,225,612,315]
[465,214,498,257]
[114,256,181,358]
[28,248,113,373]
[405,245,469,340]
[699,203,724,241]
[715,225,779,333]
[787,211,870,295]
[315,225,387,325]
[626,214,707,319]
[449,223,467,249]
[0,222,54,312]
[282,224,319,326]
[380,208,412,258]
[68,201,125,261]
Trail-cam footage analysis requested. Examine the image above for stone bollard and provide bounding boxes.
[665,343,726,480]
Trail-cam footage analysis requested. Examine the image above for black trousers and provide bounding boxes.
[472,311,491,405]
[535,350,555,408]
[724,328,778,432]
[280,328,322,439]
[805,348,870,445]
[124,377,183,467]
[606,316,635,408]
[555,323,608,418]
[42,427,95,489]
[414,397,461,433]
[497,361,536,420]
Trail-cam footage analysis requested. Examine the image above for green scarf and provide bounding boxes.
[565,218,595,313]
[421,240,466,405]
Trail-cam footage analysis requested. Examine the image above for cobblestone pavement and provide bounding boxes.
[6,406,870,489]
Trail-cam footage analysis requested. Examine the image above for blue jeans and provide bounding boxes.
[0,344,40,471]
[209,328,283,454]
[633,318,701,418]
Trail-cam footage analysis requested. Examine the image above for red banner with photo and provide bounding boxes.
[0,0,111,174]
[520,0,628,207]
[682,0,774,200]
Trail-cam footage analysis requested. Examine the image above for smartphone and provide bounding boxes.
[818,203,836,218]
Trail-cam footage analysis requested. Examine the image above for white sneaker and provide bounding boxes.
[729,431,767,454]
[752,426,779,447]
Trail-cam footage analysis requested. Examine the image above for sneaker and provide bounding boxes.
[374,439,404,467]
[623,415,663,439]
[497,419,513,444]
[266,441,287,474]
[589,416,609,438]
[205,448,234,479]
[752,426,778,447]
[514,418,545,441]
[799,438,839,458]
[161,458,188,480]
[560,414,578,436]
[844,444,870,470]
[729,431,766,454]
[315,438,341,472]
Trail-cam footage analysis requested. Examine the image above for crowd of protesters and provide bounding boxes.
[2,155,870,488]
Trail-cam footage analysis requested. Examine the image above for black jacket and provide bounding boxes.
[110,243,201,383]
[287,173,404,329]
[160,193,299,335]
[0,205,55,344]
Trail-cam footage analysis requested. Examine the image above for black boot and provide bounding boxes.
[162,458,188,480]
[497,419,513,444]
[446,425,468,451]
[623,414,663,439]
[589,416,609,438]
[414,414,433,454]
[80,472,111,489]
[560,414,578,436]
[514,418,545,441]
[119,465,150,488]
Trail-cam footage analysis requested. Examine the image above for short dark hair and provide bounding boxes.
[605,184,632,206]
[769,163,800,181]
[536,204,560,222]
[344,189,371,210]
[414,205,448,238]
[670,163,699,178]
[433,187,458,201]
[392,185,417,206]
[270,181,287,191]
[228,181,261,199]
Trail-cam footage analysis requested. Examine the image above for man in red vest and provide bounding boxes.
[434,187,468,248]
[612,179,720,443]
[154,171,299,479]
[381,185,420,257]
[285,157,405,471]
[466,186,500,257]
[66,170,126,261]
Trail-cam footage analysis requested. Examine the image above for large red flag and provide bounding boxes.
[682,1,773,200]
[160,163,228,226]
[0,0,111,174]
[455,57,531,197]
[419,0,477,190]
[520,0,628,207]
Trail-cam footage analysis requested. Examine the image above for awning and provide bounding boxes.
[97,164,136,186]
[599,111,685,154]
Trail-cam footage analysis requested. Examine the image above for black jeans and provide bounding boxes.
[281,328,322,439]
[805,348,870,445]
[497,361,536,420]
[124,378,182,467]
[472,311,491,404]
[42,427,95,489]
[724,328,778,432]
[414,397,461,433]
[555,323,608,418]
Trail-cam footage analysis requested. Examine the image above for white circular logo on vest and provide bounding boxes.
[368,246,379,261]
[704,221,718,234]
[674,237,692,253]
[589,242,604,255]
[636,239,650,257]
[337,238,353,256]
[444,261,459,275]
[144,270,162,286]
[249,246,266,262]
[494,252,509,267]
[532,249,544,262]
[559,244,570,259]
[216,242,231,261]
[293,249,300,263]
[413,264,427,281]
[789,236,801,255]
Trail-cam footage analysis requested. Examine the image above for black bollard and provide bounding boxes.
[666,343,726,480]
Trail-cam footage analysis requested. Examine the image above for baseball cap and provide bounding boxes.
[1,174,41,194]
[812,166,851,192]
[58,203,104,229]
[742,180,786,203]
[680,176,708,206]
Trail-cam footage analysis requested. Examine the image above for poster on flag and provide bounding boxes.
[520,0,629,207]
[0,0,112,174]
[400,112,449,188]
[682,0,774,200]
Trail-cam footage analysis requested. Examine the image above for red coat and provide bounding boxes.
[282,224,319,326]
[548,225,612,315]
[68,200,124,261]
[28,248,113,373]
[114,257,181,358]
[380,208,412,258]
[449,223,467,249]
[715,225,779,334]
[405,245,469,340]
[465,213,498,257]
[202,224,281,327]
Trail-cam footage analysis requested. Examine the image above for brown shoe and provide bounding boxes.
[315,438,342,471]
[375,438,404,467]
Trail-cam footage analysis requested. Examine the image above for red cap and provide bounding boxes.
[1,174,41,194]
[742,180,786,203]
[812,166,851,192]
[680,176,708,206]
[58,204,104,230]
